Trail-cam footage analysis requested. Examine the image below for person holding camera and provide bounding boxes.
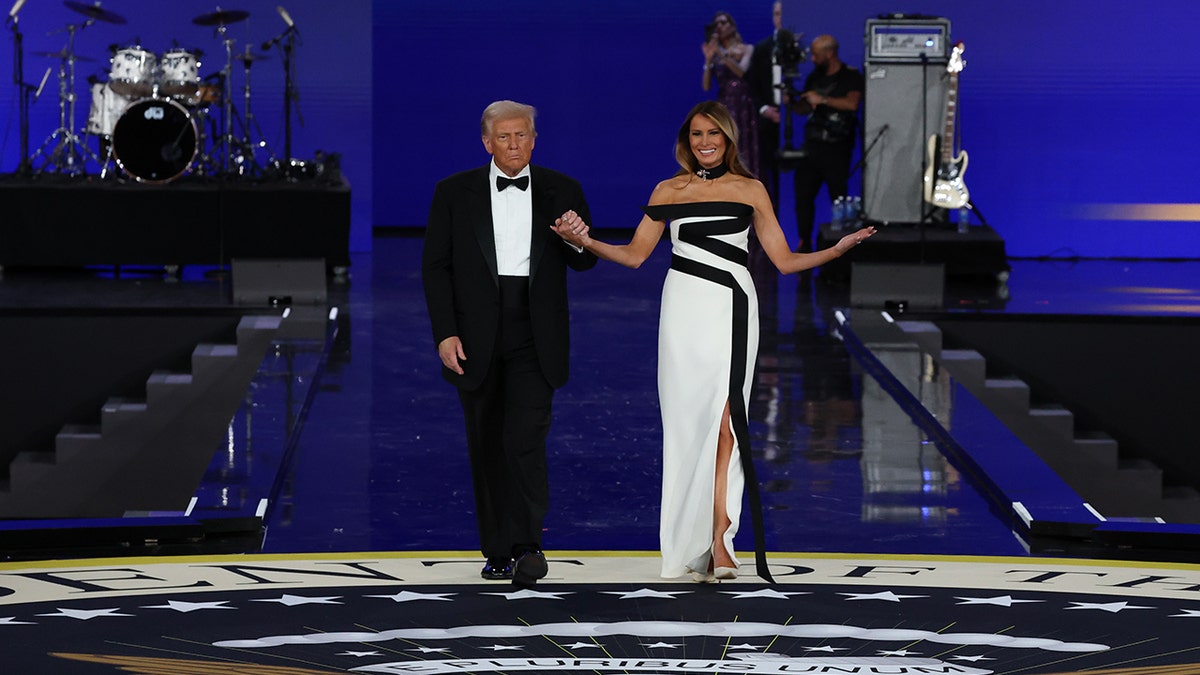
[702,11,758,178]
[789,35,863,252]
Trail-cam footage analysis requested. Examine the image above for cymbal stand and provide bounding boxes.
[31,21,99,176]
[202,21,238,175]
[231,44,273,176]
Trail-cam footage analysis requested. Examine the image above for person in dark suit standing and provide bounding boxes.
[747,0,785,209]
[422,100,597,587]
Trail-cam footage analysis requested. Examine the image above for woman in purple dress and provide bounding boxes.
[702,11,759,178]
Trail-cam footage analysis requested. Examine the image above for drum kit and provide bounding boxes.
[17,1,301,184]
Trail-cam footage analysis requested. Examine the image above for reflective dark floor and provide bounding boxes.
[256,235,1200,560]
[3,236,1198,562]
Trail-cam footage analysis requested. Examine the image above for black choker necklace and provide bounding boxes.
[696,163,729,181]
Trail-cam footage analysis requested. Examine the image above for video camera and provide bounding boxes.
[774,28,807,78]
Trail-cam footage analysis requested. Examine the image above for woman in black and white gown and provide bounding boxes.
[553,101,874,582]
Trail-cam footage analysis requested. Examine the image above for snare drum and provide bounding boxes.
[86,81,130,138]
[159,48,201,102]
[108,46,157,98]
[112,98,198,183]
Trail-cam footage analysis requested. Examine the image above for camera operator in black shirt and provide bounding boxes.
[789,35,863,252]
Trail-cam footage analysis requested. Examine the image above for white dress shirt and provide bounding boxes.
[489,162,533,277]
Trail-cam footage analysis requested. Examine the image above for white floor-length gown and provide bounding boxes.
[645,201,759,579]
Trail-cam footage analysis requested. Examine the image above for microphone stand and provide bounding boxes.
[9,13,32,175]
[282,29,296,167]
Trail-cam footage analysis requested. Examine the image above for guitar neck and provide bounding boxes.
[940,72,959,164]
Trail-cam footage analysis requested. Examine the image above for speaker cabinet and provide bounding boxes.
[861,62,949,224]
[850,262,945,310]
[232,258,328,305]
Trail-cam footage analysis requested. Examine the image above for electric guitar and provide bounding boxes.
[923,41,969,209]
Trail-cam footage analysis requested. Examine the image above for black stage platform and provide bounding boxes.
[817,221,1009,281]
[0,174,351,270]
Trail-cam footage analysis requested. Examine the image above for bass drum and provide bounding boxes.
[112,98,197,183]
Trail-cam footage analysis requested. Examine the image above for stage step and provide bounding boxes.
[890,315,1193,523]
[0,315,282,518]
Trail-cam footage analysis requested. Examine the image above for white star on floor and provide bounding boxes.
[408,647,451,654]
[729,644,764,650]
[484,645,525,651]
[951,655,995,662]
[640,642,682,649]
[37,608,132,620]
[802,645,848,653]
[340,651,383,657]
[838,590,928,602]
[367,591,456,603]
[1066,601,1155,613]
[722,588,811,600]
[142,600,235,613]
[0,617,35,625]
[955,595,1043,607]
[878,649,920,656]
[1170,609,1200,618]
[602,588,690,600]
[564,642,604,649]
[251,594,343,607]
[483,589,572,600]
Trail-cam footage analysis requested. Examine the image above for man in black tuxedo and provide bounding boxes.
[747,0,785,209]
[422,100,597,588]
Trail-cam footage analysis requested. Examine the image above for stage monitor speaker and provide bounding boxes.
[861,62,949,224]
[850,262,944,310]
[232,258,328,306]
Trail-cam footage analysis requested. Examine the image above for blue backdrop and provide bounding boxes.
[2,1,1197,258]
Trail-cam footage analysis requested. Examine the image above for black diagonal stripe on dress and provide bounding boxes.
[670,253,774,584]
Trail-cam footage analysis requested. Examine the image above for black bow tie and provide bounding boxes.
[496,175,529,191]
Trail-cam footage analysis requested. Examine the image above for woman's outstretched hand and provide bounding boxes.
[552,210,592,248]
[833,225,878,255]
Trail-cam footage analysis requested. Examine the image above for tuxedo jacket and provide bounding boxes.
[422,164,597,391]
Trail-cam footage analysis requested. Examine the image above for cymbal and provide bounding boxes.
[192,8,250,26]
[35,49,96,62]
[234,51,271,63]
[63,0,127,24]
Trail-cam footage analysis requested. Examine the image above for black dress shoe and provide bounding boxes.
[512,550,548,588]
[480,557,513,580]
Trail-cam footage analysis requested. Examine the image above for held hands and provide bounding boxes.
[833,225,878,255]
[552,210,592,248]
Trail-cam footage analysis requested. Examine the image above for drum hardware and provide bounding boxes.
[30,17,101,176]
[228,46,275,176]
[192,7,251,175]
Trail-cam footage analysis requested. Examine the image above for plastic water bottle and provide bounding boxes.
[956,205,970,233]
[851,196,863,226]
[831,196,845,231]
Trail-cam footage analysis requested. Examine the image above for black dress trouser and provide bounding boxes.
[457,275,553,560]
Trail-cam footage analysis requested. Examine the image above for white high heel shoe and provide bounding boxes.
[713,565,738,580]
